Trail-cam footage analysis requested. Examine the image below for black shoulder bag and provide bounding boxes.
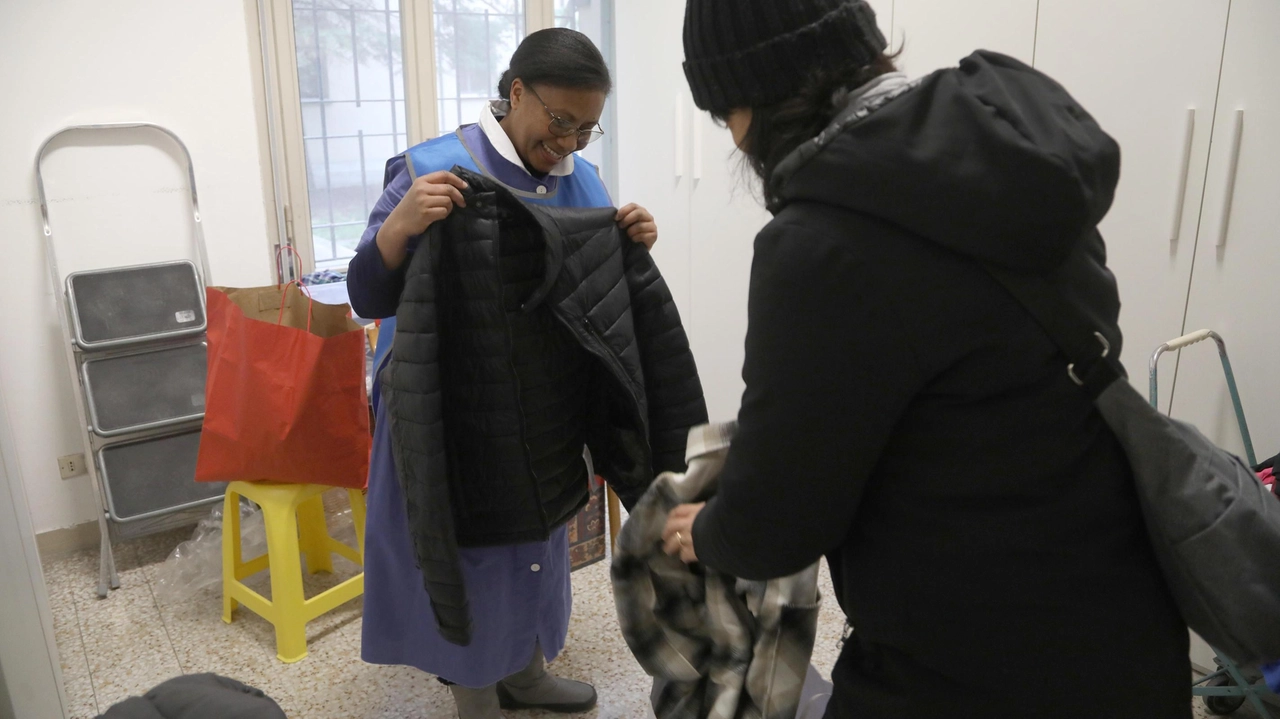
[987,267,1280,665]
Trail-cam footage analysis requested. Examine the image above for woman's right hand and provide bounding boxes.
[376,170,469,270]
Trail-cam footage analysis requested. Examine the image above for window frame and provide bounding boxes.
[253,0,607,278]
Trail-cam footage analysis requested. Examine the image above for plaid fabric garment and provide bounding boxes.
[612,423,821,719]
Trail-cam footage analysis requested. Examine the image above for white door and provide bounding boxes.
[686,114,771,421]
[0,384,67,717]
[683,1,894,422]
[1169,0,1280,672]
[617,0,895,421]
[614,0,694,315]
[1034,0,1231,411]
[889,0,1037,79]
[1177,0,1280,457]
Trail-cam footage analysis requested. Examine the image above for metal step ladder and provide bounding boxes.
[36,123,227,598]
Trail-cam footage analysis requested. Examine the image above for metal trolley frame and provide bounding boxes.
[1151,329,1278,717]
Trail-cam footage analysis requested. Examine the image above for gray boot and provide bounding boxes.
[448,683,503,719]
[497,644,598,713]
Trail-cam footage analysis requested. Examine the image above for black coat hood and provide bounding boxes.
[772,51,1121,275]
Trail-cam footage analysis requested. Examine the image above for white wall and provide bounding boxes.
[0,0,275,533]
[889,0,1037,78]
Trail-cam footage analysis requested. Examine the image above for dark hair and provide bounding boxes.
[498,28,612,100]
[716,52,899,207]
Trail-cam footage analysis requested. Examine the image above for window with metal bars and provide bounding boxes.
[292,0,409,269]
[554,0,584,30]
[259,0,613,274]
[433,1,527,135]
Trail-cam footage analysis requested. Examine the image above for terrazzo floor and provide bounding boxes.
[40,517,1250,719]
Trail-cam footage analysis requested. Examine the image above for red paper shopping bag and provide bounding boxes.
[196,283,370,488]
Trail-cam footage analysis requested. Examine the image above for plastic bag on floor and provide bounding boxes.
[151,497,359,605]
[329,507,357,552]
[152,501,267,605]
[321,489,359,551]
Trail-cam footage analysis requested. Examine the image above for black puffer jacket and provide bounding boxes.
[692,53,1189,717]
[381,168,707,646]
[98,674,285,719]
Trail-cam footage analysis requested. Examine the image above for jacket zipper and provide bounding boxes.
[497,271,550,531]
[564,314,651,442]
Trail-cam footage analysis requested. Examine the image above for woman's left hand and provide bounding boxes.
[617,203,658,250]
[662,502,705,564]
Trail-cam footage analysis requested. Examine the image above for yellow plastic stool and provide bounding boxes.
[221,481,367,663]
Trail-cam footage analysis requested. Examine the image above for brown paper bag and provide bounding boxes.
[196,283,370,489]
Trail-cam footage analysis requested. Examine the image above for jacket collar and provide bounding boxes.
[452,168,566,312]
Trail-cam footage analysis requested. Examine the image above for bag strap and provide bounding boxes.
[982,266,1125,401]
[276,280,315,332]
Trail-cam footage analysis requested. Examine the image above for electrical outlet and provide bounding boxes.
[58,453,86,480]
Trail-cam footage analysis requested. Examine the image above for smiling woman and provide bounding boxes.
[506,84,603,171]
[345,25,667,719]
[495,28,611,174]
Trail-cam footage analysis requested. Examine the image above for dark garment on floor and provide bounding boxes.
[97,674,286,719]
[692,52,1190,718]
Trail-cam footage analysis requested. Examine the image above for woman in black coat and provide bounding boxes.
[662,1,1190,717]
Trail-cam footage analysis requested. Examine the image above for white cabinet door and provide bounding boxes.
[1034,0,1230,412]
[1173,0,1280,672]
[889,0,1037,79]
[614,0,694,314]
[1176,0,1280,457]
[0,388,67,718]
[686,116,771,421]
[619,1,896,421]
[682,0,892,421]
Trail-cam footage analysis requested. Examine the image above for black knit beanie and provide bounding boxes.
[683,0,888,115]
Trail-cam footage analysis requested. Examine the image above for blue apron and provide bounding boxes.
[361,124,612,688]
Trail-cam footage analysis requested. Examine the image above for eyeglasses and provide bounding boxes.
[525,85,605,147]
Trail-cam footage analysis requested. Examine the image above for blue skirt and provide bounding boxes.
[360,397,574,688]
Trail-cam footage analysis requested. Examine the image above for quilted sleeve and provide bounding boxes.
[380,223,473,646]
[622,240,709,501]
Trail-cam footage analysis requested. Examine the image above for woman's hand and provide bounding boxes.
[617,203,658,250]
[376,170,469,270]
[662,502,706,564]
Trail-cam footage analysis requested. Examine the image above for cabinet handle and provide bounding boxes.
[675,93,685,182]
[693,114,704,182]
[1171,108,1195,243]
[1217,109,1245,248]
